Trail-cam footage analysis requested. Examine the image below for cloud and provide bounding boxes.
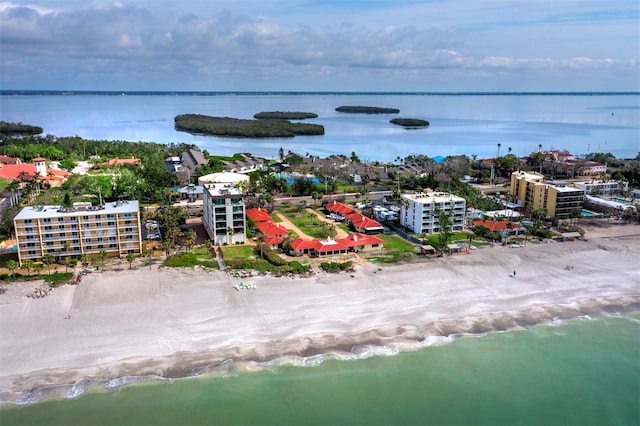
[0,1,638,90]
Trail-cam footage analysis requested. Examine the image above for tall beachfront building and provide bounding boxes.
[510,170,585,217]
[400,190,466,235]
[201,183,246,245]
[13,200,142,265]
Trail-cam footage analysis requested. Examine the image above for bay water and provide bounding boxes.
[1,92,638,161]
[2,314,638,426]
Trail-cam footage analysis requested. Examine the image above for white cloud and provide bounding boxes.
[0,0,638,90]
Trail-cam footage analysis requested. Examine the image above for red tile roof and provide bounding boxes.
[263,236,283,245]
[0,164,69,182]
[336,233,384,248]
[472,219,521,232]
[290,238,318,251]
[246,208,272,222]
[256,221,289,237]
[325,200,354,215]
[345,212,383,230]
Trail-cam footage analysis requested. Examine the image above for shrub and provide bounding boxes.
[320,261,353,272]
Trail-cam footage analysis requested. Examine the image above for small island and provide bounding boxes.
[335,106,400,114]
[0,121,43,136]
[390,118,430,127]
[253,111,318,120]
[175,114,324,138]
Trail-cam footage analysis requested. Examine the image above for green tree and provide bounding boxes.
[6,259,18,278]
[42,253,54,275]
[33,262,44,276]
[99,250,108,271]
[21,259,34,276]
[436,209,453,255]
[126,252,136,269]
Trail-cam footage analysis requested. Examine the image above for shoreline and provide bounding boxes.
[1,222,639,404]
[2,300,638,406]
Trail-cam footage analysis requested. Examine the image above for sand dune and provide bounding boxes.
[1,221,638,402]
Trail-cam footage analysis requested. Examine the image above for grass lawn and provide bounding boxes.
[279,208,336,239]
[163,247,218,269]
[367,234,417,264]
[221,245,255,259]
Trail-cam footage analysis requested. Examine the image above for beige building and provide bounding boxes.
[510,171,584,217]
[14,200,142,265]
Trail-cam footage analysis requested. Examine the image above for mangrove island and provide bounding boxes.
[390,118,430,127]
[253,111,318,120]
[175,114,324,138]
[335,106,400,114]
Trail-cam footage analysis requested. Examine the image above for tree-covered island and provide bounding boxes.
[0,121,43,136]
[175,114,324,138]
[390,118,430,127]
[253,111,318,119]
[335,106,400,114]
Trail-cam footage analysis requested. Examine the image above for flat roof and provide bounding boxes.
[402,191,465,204]
[204,183,243,196]
[15,200,139,220]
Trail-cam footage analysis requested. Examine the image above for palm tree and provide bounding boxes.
[162,240,172,259]
[33,262,44,276]
[6,260,18,278]
[126,253,135,269]
[497,143,501,158]
[42,253,54,275]
[98,250,108,271]
[311,191,321,207]
[226,227,234,245]
[22,259,34,276]
[186,229,196,252]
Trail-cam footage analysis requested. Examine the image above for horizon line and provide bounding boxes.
[2,90,639,96]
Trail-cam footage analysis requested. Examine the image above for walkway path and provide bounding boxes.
[305,208,349,238]
[272,212,314,240]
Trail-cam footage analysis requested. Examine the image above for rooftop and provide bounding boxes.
[15,200,139,220]
[401,191,465,204]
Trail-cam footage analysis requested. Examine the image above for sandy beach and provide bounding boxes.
[1,221,639,403]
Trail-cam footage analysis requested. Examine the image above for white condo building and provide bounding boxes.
[14,200,142,265]
[400,190,466,235]
[202,183,246,245]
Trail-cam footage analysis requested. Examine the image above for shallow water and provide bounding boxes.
[2,314,638,426]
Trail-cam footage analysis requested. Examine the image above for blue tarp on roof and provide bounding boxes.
[432,156,446,163]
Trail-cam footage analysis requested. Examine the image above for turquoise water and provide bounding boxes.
[3,314,639,426]
[581,209,598,217]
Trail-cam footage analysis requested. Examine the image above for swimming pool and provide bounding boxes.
[581,209,599,217]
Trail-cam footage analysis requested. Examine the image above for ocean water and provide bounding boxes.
[2,314,638,426]
[1,92,638,161]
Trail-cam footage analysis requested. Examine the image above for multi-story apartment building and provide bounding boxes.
[400,190,466,235]
[14,200,142,265]
[510,171,584,218]
[545,185,585,217]
[202,183,246,245]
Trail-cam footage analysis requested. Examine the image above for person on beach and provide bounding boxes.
[513,270,516,277]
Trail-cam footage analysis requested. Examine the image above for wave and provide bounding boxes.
[2,295,638,407]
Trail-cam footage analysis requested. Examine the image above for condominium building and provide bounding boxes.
[400,190,466,235]
[14,200,142,265]
[510,171,584,217]
[202,183,246,245]
[545,185,585,217]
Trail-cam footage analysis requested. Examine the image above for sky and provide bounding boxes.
[1,0,638,92]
